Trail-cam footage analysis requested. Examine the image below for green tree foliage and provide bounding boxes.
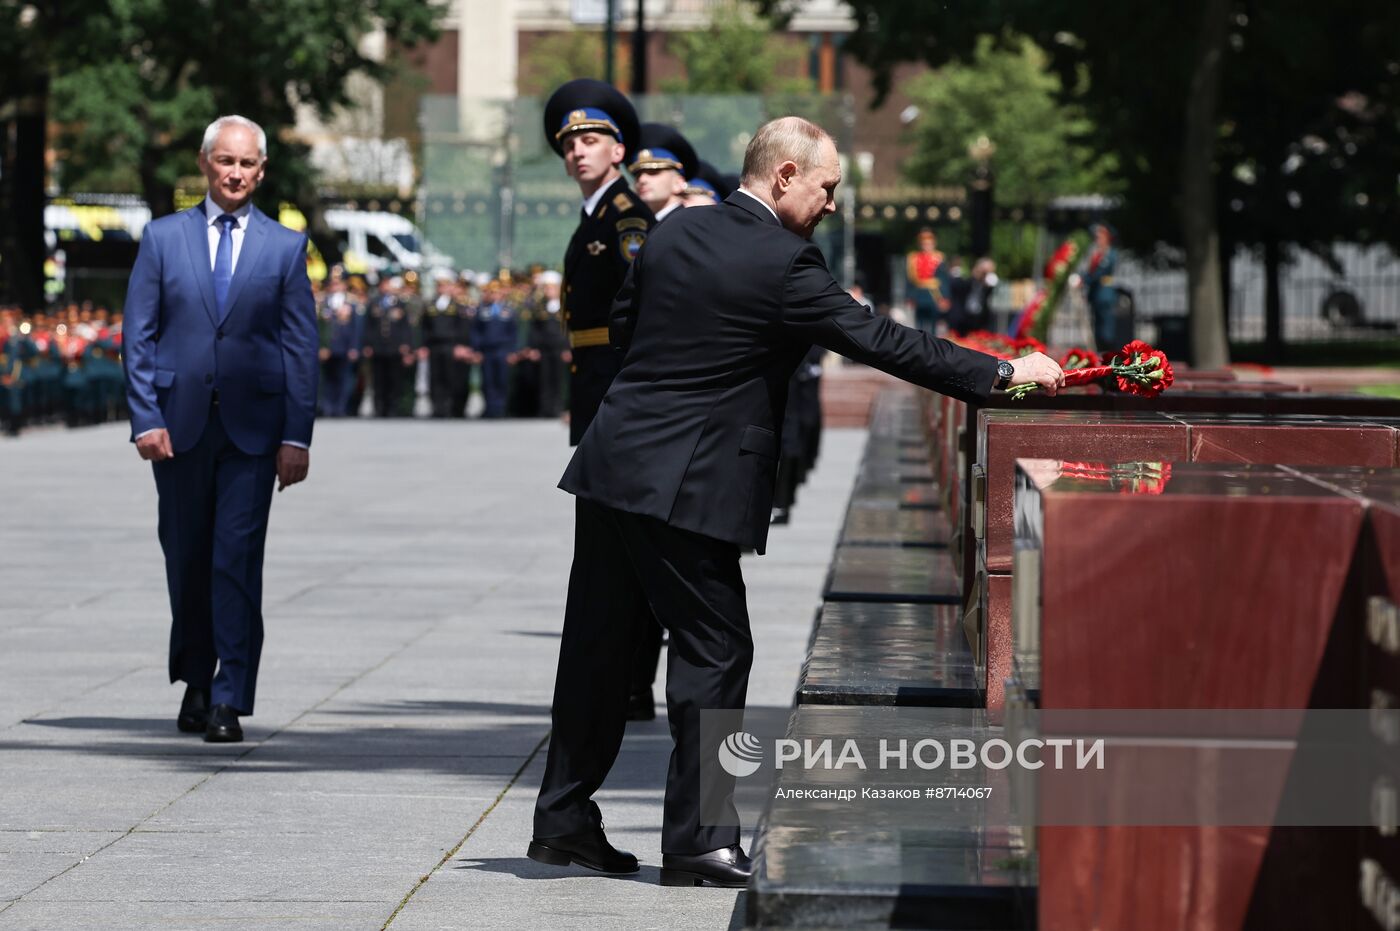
[901,34,1116,208]
[43,0,440,260]
[774,0,1400,364]
[666,1,812,94]
[518,31,627,98]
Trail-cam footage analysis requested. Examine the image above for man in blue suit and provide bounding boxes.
[122,115,318,743]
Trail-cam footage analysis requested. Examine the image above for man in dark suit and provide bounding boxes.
[123,115,318,744]
[528,117,1064,886]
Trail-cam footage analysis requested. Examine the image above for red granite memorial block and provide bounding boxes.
[1019,462,1378,931]
[1039,825,1273,931]
[1182,414,1398,468]
[984,570,1012,723]
[1309,475,1400,897]
[977,411,1191,573]
[1015,460,1366,710]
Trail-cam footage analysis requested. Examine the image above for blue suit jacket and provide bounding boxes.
[122,204,318,456]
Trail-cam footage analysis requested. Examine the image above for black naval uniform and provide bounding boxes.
[365,297,415,418]
[562,175,654,446]
[422,295,464,418]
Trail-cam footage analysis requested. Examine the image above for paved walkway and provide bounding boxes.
[0,418,865,930]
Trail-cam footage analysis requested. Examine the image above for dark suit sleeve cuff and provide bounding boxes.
[956,347,1000,401]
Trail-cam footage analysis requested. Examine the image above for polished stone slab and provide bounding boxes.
[825,547,960,604]
[840,506,951,548]
[1177,414,1398,467]
[799,604,978,707]
[978,411,1192,574]
[749,706,1032,929]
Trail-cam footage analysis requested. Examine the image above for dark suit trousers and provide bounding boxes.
[152,402,276,714]
[534,498,753,855]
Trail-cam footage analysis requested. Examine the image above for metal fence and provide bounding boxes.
[418,92,855,278]
[1117,243,1400,344]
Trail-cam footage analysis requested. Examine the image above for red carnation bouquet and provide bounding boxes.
[1007,339,1175,400]
[1012,235,1085,342]
[950,330,1047,359]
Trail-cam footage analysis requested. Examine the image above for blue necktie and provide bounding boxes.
[213,214,236,315]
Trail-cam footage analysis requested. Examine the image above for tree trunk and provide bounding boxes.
[1263,234,1283,359]
[0,78,50,312]
[1218,231,1232,338]
[139,146,176,219]
[1180,0,1231,369]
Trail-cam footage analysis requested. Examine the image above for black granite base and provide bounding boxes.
[825,546,960,604]
[841,506,952,548]
[800,603,978,707]
[747,707,1035,929]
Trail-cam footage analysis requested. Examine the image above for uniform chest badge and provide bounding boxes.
[619,230,646,262]
[586,240,607,255]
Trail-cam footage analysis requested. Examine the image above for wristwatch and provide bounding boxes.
[994,360,1014,391]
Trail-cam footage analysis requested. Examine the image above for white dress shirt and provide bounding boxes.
[654,201,683,223]
[204,196,252,272]
[581,180,613,218]
[735,187,780,222]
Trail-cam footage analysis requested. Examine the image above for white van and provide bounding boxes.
[323,209,453,278]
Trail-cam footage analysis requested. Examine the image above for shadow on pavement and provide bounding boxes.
[454,856,662,885]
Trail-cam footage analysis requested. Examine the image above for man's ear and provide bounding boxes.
[777,160,798,190]
[611,141,626,167]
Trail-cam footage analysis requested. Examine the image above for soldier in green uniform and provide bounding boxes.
[542,78,655,446]
[0,328,21,436]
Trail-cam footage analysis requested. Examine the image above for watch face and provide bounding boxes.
[998,361,1015,379]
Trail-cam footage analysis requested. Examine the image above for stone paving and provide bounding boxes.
[0,418,865,930]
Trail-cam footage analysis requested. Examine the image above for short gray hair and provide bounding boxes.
[201,115,267,159]
[740,116,833,186]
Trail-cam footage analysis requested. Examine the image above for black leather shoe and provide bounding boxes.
[769,507,790,525]
[177,687,210,733]
[626,688,656,722]
[660,844,752,888]
[527,802,639,874]
[203,704,243,743]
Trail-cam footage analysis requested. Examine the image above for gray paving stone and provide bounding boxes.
[0,419,864,929]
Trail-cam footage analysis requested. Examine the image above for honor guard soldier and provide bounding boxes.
[628,124,700,225]
[623,123,701,720]
[682,160,735,208]
[543,78,655,445]
[1085,222,1121,353]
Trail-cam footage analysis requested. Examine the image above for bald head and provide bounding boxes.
[740,117,833,187]
[739,116,841,240]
